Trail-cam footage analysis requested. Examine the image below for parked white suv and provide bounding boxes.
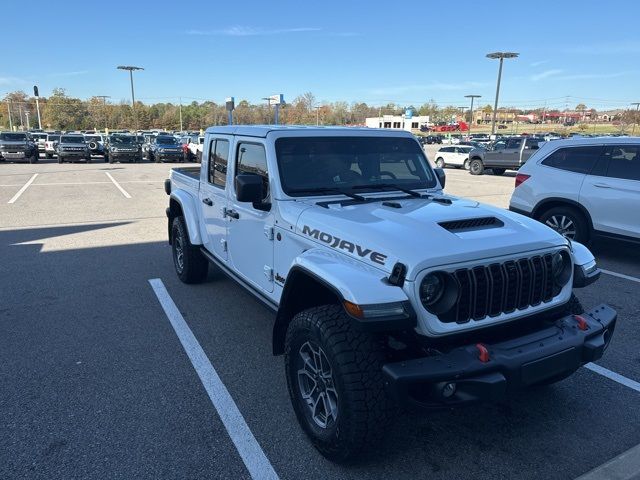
[434,145,473,169]
[509,137,640,243]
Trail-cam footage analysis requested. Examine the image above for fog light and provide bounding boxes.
[442,382,457,398]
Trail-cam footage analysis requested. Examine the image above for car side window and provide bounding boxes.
[602,145,640,181]
[207,139,229,188]
[525,139,539,150]
[541,146,601,174]
[505,138,521,149]
[236,143,269,201]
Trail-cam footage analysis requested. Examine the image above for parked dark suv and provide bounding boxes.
[56,134,91,163]
[148,135,183,163]
[105,134,142,163]
[0,132,39,163]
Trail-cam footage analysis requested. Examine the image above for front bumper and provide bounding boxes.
[110,152,140,161]
[383,304,616,409]
[156,152,184,162]
[58,150,90,157]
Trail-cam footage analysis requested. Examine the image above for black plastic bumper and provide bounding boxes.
[382,304,616,409]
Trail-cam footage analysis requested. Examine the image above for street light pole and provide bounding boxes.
[6,101,13,131]
[314,105,321,126]
[96,96,110,132]
[631,102,640,136]
[486,52,519,136]
[464,94,481,139]
[179,97,183,132]
[117,65,144,133]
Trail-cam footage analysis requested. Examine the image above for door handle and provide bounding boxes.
[224,208,240,219]
[593,183,611,189]
[202,198,213,206]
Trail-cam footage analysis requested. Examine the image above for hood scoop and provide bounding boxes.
[439,216,503,233]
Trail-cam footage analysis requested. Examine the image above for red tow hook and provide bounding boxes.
[476,343,490,363]
[573,315,589,331]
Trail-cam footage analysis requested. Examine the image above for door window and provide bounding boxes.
[541,146,601,174]
[505,138,521,149]
[236,143,269,202]
[207,139,229,188]
[602,145,640,181]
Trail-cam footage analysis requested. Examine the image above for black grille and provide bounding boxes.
[439,217,503,232]
[439,253,555,323]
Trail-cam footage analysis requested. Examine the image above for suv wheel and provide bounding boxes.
[463,159,470,170]
[29,153,38,164]
[285,305,393,462]
[538,206,590,243]
[58,156,64,164]
[435,157,445,168]
[171,216,208,283]
[469,158,484,175]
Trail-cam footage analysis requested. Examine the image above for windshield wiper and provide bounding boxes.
[352,183,423,198]
[287,187,367,202]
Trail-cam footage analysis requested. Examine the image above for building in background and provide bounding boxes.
[365,114,430,131]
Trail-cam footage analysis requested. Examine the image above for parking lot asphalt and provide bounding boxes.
[1,155,639,480]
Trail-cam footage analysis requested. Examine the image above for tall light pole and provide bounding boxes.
[464,94,481,139]
[178,97,183,132]
[314,105,321,126]
[96,95,110,132]
[6,101,13,131]
[631,102,640,136]
[486,52,519,136]
[117,65,144,133]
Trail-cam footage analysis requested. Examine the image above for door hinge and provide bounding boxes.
[264,225,274,241]
[263,266,273,281]
[220,239,227,252]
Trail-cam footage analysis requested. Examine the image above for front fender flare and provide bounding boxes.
[169,190,202,245]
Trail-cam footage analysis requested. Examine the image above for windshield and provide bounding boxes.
[275,136,437,196]
[47,135,61,141]
[0,133,27,141]
[84,136,101,142]
[110,136,135,145]
[60,136,85,143]
[156,136,178,145]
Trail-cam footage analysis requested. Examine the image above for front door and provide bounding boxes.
[226,141,275,293]
[199,137,231,261]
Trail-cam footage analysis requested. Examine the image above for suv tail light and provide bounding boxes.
[515,173,530,188]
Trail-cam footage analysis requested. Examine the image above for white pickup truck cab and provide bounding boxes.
[165,126,615,461]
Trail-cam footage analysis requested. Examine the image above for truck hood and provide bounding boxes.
[0,141,29,148]
[294,194,566,280]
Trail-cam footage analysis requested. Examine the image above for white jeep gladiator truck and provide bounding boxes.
[165,126,615,461]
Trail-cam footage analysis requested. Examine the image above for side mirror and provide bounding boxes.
[434,168,446,189]
[235,174,263,203]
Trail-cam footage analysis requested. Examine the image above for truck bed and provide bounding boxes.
[170,167,201,193]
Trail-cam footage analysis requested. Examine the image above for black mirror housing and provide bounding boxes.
[434,168,446,189]
[235,174,263,203]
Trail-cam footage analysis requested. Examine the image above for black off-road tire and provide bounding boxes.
[469,158,484,175]
[492,168,506,175]
[58,156,64,164]
[285,305,393,462]
[196,150,202,163]
[29,153,38,164]
[538,205,590,243]
[171,216,208,284]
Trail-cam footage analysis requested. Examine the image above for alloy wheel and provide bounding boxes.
[297,341,338,429]
[546,215,577,238]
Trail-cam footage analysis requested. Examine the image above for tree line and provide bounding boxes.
[1,88,634,131]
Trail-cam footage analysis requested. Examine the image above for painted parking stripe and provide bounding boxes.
[584,363,640,393]
[601,269,640,285]
[104,172,131,198]
[576,443,640,480]
[7,173,38,204]
[148,279,279,480]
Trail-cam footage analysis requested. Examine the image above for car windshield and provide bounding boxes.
[84,136,101,142]
[0,133,27,141]
[110,136,135,144]
[156,136,178,145]
[275,136,437,196]
[47,135,61,141]
[61,136,84,143]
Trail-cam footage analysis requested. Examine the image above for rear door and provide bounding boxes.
[199,136,231,261]
[520,138,540,166]
[580,144,640,239]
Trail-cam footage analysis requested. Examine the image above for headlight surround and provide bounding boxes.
[552,250,572,288]
[419,271,459,314]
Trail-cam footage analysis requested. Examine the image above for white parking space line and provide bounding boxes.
[601,269,640,285]
[7,174,38,204]
[584,363,640,393]
[148,279,279,480]
[576,443,640,480]
[104,172,131,198]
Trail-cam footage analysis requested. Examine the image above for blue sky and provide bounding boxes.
[2,0,639,111]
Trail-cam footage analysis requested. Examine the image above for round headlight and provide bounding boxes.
[552,251,572,287]
[420,273,445,306]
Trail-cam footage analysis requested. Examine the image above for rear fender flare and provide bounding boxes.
[169,190,202,245]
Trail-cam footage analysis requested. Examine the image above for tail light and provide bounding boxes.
[515,173,530,188]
